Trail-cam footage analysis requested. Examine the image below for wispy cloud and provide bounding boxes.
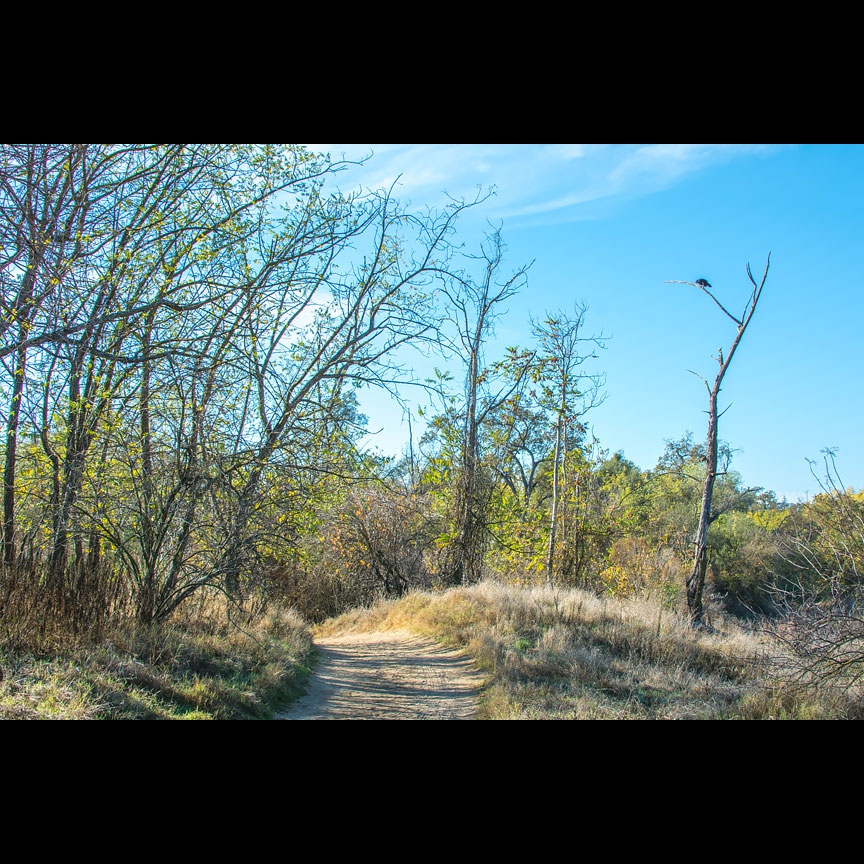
[304,143,785,225]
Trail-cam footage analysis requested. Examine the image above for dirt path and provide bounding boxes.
[277,630,485,720]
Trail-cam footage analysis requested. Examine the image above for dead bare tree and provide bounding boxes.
[667,254,770,626]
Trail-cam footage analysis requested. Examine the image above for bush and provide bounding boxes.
[596,537,685,608]
[267,485,444,621]
[708,509,787,616]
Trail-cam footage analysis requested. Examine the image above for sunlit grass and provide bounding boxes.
[0,597,313,720]
[2,579,862,719]
[313,580,864,720]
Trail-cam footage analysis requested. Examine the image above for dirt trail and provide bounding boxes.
[277,630,484,720]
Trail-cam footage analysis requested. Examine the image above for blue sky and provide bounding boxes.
[305,144,864,503]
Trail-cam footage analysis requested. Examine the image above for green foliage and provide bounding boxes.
[777,454,864,601]
[708,509,787,614]
[597,538,685,606]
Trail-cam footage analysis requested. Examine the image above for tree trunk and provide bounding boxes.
[687,388,719,626]
[3,342,27,568]
[546,410,563,586]
[3,263,38,568]
[676,256,770,627]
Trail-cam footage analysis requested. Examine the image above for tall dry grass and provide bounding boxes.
[2,578,862,719]
[314,580,864,719]
[0,590,312,719]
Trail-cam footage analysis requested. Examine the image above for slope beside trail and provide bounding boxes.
[277,630,484,720]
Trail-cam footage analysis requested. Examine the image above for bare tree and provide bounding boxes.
[211,181,482,603]
[668,255,770,626]
[0,145,94,567]
[1,144,483,629]
[438,230,532,585]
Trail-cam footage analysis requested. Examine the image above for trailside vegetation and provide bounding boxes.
[1,144,861,718]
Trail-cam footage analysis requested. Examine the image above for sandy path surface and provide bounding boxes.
[277,630,484,720]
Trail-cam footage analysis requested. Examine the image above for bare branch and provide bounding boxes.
[665,279,742,327]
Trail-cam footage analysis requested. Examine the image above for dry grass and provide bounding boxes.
[0,595,313,720]
[2,579,862,719]
[314,580,864,719]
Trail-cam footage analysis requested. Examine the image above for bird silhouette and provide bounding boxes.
[695,278,711,288]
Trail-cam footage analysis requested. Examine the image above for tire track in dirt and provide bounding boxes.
[277,630,484,720]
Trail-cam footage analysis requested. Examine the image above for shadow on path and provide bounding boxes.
[277,630,484,720]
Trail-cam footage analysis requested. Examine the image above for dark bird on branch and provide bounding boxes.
[695,278,712,288]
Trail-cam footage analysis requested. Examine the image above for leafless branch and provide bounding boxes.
[665,279,742,327]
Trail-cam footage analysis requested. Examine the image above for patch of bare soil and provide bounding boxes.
[277,630,484,720]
